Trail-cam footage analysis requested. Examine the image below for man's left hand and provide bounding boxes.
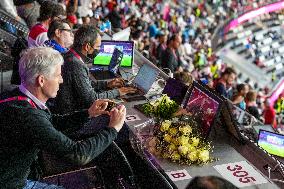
[88,99,114,117]
[107,78,125,88]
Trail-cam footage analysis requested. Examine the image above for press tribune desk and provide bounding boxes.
[123,100,283,189]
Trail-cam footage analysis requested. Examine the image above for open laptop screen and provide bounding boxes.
[162,78,189,105]
[258,130,284,158]
[93,40,134,67]
[133,64,159,93]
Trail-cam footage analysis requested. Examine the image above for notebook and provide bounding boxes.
[122,64,159,101]
[258,130,284,158]
[162,78,189,105]
[90,48,123,80]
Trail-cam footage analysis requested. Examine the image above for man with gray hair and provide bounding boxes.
[0,47,126,188]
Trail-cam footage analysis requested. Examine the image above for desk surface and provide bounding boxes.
[124,101,280,189]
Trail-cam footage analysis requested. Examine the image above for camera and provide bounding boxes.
[106,101,116,112]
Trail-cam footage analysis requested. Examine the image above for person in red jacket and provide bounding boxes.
[263,99,276,127]
[28,1,65,47]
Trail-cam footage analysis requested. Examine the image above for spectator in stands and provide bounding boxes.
[44,20,74,53]
[246,90,260,120]
[174,71,193,86]
[28,1,65,47]
[215,67,236,99]
[66,4,78,29]
[232,83,249,110]
[186,176,238,189]
[52,25,136,115]
[0,47,125,189]
[263,99,276,127]
[107,4,122,32]
[161,34,183,73]
[14,0,40,29]
[155,32,167,66]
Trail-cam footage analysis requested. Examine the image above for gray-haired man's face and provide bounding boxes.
[41,63,63,100]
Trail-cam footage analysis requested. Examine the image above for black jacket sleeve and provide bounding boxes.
[51,109,89,133]
[70,60,120,107]
[26,110,117,165]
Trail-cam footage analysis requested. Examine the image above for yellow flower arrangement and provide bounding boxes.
[149,116,216,165]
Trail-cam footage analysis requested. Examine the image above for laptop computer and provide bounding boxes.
[91,48,123,80]
[122,64,159,102]
[258,129,284,158]
[162,78,189,105]
[93,40,134,68]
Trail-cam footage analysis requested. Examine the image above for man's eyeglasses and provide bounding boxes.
[60,29,73,34]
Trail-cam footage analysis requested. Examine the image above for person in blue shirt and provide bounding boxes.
[44,20,74,53]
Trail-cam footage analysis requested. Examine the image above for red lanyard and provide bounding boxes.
[0,96,37,109]
[69,48,83,61]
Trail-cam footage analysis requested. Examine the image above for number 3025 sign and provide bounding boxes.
[214,161,268,187]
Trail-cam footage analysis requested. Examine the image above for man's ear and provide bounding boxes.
[55,29,61,38]
[82,43,89,52]
[36,75,45,88]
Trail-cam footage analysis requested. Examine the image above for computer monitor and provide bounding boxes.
[93,40,134,67]
[258,130,284,158]
[133,64,159,93]
[162,78,189,105]
[182,81,223,138]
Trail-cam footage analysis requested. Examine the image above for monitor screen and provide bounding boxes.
[258,130,284,158]
[162,78,189,105]
[133,64,159,93]
[183,81,222,138]
[93,40,134,67]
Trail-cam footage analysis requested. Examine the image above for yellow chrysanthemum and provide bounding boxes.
[172,138,179,146]
[191,137,200,147]
[187,151,198,162]
[168,143,177,152]
[179,125,192,135]
[164,134,172,143]
[185,144,196,152]
[199,150,210,162]
[160,120,171,132]
[178,145,189,156]
[178,136,189,146]
[169,127,178,136]
[171,151,181,161]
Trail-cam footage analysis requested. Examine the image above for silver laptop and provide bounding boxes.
[122,64,159,101]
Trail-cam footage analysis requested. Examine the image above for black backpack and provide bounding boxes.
[11,37,28,85]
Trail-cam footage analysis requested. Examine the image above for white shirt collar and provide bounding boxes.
[19,84,48,110]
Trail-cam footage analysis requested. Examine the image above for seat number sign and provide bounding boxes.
[214,161,268,187]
